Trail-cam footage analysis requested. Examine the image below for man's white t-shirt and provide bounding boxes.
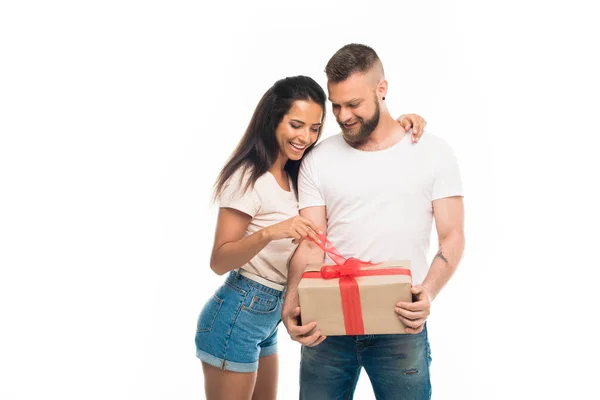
[218,168,298,285]
[298,131,463,285]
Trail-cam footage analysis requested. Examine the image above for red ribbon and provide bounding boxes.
[302,233,411,335]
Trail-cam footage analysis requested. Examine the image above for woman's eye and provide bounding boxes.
[291,124,300,129]
[311,127,319,133]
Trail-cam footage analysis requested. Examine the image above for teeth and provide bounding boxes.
[290,143,306,150]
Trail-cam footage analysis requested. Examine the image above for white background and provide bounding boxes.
[1,1,599,399]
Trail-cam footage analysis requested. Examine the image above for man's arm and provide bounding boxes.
[396,196,465,333]
[282,205,327,346]
[422,196,465,299]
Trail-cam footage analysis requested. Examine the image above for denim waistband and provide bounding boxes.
[226,270,286,297]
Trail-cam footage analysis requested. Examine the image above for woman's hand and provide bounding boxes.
[266,216,323,244]
[397,114,427,143]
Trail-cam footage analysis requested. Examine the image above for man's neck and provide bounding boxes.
[356,113,407,151]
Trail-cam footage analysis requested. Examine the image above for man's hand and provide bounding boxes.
[282,306,326,347]
[397,114,427,143]
[395,285,432,334]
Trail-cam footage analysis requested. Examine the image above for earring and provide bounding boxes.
[383,96,386,100]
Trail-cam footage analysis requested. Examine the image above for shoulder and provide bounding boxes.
[414,131,458,158]
[223,166,252,189]
[313,133,346,152]
[417,131,453,150]
[252,171,276,194]
[221,166,268,198]
[304,133,347,160]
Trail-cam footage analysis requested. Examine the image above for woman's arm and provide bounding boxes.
[209,207,270,275]
[210,208,322,275]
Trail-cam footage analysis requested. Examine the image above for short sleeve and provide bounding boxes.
[218,168,261,217]
[432,140,464,201]
[298,151,325,209]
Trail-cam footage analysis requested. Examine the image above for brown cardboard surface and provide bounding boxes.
[298,261,412,335]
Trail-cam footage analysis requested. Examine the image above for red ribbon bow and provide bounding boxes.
[302,233,411,335]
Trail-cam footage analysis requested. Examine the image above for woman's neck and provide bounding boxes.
[269,154,288,178]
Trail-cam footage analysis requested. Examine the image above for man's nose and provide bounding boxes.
[338,107,352,123]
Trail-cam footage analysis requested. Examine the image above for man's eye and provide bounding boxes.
[350,103,359,108]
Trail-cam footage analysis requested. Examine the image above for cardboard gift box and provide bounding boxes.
[298,260,412,336]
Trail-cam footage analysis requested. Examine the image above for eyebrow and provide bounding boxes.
[329,97,362,105]
[290,119,322,126]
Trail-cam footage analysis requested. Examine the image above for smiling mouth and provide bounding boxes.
[289,142,307,151]
[344,121,359,128]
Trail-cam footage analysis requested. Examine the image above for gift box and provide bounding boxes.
[298,260,413,336]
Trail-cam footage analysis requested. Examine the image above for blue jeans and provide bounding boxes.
[300,325,432,400]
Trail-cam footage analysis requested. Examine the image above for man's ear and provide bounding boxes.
[377,79,388,102]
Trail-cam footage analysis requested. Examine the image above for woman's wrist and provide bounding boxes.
[260,226,273,242]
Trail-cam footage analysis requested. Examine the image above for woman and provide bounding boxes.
[195,75,427,400]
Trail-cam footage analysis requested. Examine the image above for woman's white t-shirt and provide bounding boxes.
[218,168,298,285]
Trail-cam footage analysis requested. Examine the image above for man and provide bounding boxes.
[282,44,465,399]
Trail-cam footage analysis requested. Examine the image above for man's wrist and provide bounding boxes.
[421,283,435,302]
[282,297,297,311]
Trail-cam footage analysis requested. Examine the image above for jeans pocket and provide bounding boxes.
[244,290,279,314]
[197,293,223,332]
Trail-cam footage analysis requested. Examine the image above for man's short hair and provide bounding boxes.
[325,44,382,83]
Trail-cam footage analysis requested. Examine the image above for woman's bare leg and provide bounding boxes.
[252,353,278,400]
[202,362,257,400]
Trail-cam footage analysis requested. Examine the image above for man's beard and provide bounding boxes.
[338,99,380,145]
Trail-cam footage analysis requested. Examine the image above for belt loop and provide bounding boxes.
[234,268,241,279]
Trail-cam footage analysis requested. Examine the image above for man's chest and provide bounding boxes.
[318,160,434,208]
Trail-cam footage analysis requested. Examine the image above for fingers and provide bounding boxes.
[411,285,433,303]
[394,303,428,332]
[285,307,311,331]
[411,124,422,143]
[307,334,327,347]
[396,114,426,143]
[289,322,325,346]
[289,229,302,242]
[293,225,308,240]
[395,292,430,334]
[304,227,321,244]
[296,329,326,347]
[296,217,323,243]
[410,118,425,143]
[411,286,423,295]
[398,315,427,331]
[395,301,422,312]
[291,226,320,245]
[404,324,425,334]
[284,307,326,346]
[397,114,411,130]
[394,306,428,320]
[290,321,318,337]
[299,217,324,235]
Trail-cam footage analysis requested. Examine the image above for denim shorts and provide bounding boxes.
[195,270,284,373]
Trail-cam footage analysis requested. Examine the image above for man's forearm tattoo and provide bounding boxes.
[435,247,450,267]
